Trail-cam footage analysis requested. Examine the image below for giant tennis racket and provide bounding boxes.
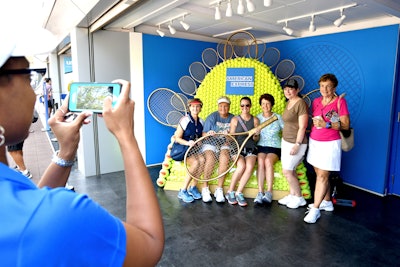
[147,88,187,128]
[184,115,278,182]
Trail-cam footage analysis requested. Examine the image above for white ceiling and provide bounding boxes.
[28,0,400,45]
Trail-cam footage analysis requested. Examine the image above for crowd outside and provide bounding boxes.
[255,93,284,204]
[225,97,260,207]
[201,96,234,203]
[305,73,350,223]
[278,78,309,209]
[175,98,205,203]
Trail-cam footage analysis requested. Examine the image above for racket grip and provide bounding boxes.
[332,198,356,207]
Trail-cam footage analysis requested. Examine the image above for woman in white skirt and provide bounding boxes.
[305,74,350,224]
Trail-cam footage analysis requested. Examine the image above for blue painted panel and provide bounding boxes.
[143,34,215,165]
[270,25,399,194]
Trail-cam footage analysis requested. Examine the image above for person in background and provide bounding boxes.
[202,96,234,203]
[7,141,32,179]
[305,73,350,223]
[225,97,260,207]
[0,28,164,266]
[278,78,309,209]
[175,98,205,203]
[255,93,284,205]
[45,77,54,115]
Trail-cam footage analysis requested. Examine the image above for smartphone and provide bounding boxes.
[68,82,121,113]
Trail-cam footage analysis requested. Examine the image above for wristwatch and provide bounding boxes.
[295,142,302,146]
[326,122,332,129]
[52,150,75,167]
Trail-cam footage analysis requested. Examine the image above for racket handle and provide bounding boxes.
[332,198,356,207]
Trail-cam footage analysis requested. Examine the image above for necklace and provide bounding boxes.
[322,96,335,106]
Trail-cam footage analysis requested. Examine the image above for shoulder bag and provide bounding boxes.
[337,94,354,152]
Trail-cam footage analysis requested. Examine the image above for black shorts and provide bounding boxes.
[240,147,258,157]
[7,141,24,151]
[48,99,54,108]
[257,146,281,159]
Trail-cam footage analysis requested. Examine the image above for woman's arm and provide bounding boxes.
[102,80,164,267]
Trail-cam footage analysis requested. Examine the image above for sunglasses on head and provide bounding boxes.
[240,104,250,107]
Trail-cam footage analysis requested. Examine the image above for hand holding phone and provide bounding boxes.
[68,82,122,113]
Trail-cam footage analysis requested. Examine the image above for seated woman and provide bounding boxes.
[225,97,260,207]
[174,98,205,203]
[255,93,284,204]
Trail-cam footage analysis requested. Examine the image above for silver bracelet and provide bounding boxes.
[52,150,75,167]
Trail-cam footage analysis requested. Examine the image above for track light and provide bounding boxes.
[215,4,222,20]
[168,22,176,34]
[156,26,165,37]
[283,21,293,36]
[309,15,316,32]
[237,0,245,15]
[264,0,272,7]
[246,0,255,12]
[180,20,190,30]
[226,0,233,17]
[334,9,346,27]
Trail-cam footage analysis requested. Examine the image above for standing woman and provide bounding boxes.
[305,73,350,223]
[175,98,205,203]
[225,97,260,207]
[255,94,284,204]
[278,79,309,209]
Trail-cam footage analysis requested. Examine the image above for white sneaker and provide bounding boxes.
[214,187,225,203]
[278,194,293,205]
[304,207,321,223]
[308,200,334,212]
[286,195,307,209]
[202,187,212,203]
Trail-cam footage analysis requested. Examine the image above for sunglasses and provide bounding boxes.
[240,104,250,107]
[0,68,47,75]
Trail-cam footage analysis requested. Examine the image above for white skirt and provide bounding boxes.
[306,138,342,171]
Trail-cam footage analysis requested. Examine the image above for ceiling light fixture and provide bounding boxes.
[309,15,316,32]
[264,0,272,7]
[277,3,356,33]
[226,0,233,17]
[215,3,222,20]
[168,21,176,34]
[155,12,191,35]
[156,25,165,37]
[237,0,245,15]
[283,21,293,36]
[334,9,346,27]
[180,20,190,31]
[246,0,255,12]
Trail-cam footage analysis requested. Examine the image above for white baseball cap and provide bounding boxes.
[217,96,231,104]
[0,26,58,68]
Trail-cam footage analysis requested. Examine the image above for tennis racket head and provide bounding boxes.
[178,75,197,96]
[147,88,186,128]
[275,59,295,82]
[189,61,207,83]
[184,133,240,182]
[217,40,234,61]
[290,75,305,92]
[202,48,219,69]
[303,88,321,108]
[263,47,280,68]
[232,38,250,58]
[249,39,266,60]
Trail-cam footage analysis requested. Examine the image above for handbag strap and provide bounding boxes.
[336,93,346,114]
[236,115,249,132]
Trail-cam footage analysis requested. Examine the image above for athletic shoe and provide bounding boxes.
[21,169,33,179]
[202,187,212,203]
[286,195,307,209]
[214,187,225,203]
[225,191,238,205]
[262,191,273,204]
[308,200,334,211]
[278,194,293,205]
[188,186,202,200]
[304,207,321,223]
[236,192,247,207]
[254,192,263,204]
[178,189,194,203]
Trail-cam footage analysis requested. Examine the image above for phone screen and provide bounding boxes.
[68,82,121,113]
